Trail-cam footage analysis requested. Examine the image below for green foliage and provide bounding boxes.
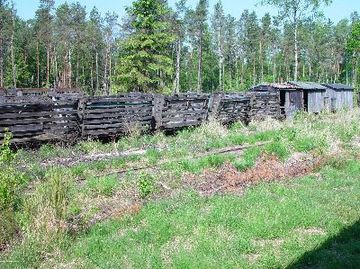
[1,0,358,93]
[138,172,155,199]
[146,148,162,165]
[115,0,175,93]
[347,21,360,53]
[265,140,290,160]
[0,208,18,248]
[38,158,360,268]
[0,130,15,163]
[0,131,25,247]
[0,131,23,210]
[87,175,119,197]
[39,169,73,220]
[233,147,261,171]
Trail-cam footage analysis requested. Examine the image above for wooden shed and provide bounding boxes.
[288,82,328,113]
[250,83,303,118]
[322,83,354,111]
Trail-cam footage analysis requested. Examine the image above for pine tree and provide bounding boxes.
[212,1,225,91]
[35,0,54,87]
[261,0,332,81]
[115,0,175,93]
[187,0,209,92]
[172,0,187,94]
[347,21,360,87]
[0,0,12,88]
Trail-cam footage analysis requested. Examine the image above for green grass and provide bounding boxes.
[25,158,360,269]
[1,110,360,268]
[86,175,120,197]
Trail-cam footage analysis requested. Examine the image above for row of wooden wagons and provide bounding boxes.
[250,82,355,118]
[0,82,356,144]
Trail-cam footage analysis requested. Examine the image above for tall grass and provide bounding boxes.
[2,109,360,267]
[0,131,26,248]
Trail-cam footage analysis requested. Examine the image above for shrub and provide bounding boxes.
[0,130,26,247]
[0,208,18,248]
[293,136,316,152]
[138,173,155,199]
[0,130,15,163]
[265,141,290,161]
[233,147,261,171]
[87,175,119,197]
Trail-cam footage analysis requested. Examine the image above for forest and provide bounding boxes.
[0,0,359,94]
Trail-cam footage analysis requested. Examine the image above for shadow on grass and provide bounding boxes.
[287,219,360,269]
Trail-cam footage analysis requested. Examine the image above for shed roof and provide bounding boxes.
[251,82,299,91]
[322,83,354,91]
[288,81,327,91]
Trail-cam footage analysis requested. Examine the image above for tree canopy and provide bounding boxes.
[0,0,359,93]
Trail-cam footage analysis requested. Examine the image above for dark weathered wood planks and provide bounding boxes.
[0,90,284,145]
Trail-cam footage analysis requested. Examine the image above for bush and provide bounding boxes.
[87,175,119,197]
[138,173,155,199]
[0,208,17,248]
[233,147,261,171]
[0,130,20,210]
[265,141,290,161]
[0,130,26,247]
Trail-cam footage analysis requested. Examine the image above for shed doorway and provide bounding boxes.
[280,91,286,115]
[303,91,309,112]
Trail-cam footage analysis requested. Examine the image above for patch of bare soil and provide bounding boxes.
[186,153,326,196]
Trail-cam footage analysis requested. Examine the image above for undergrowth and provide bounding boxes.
[1,109,360,268]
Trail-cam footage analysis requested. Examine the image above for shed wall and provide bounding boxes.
[308,91,325,113]
[324,87,354,111]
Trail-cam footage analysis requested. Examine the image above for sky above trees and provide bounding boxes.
[13,0,360,23]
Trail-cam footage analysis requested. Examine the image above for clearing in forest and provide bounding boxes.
[1,110,360,268]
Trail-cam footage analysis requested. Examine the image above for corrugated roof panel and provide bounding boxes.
[322,83,354,91]
[288,81,327,90]
[251,82,300,91]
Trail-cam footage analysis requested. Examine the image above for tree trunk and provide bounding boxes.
[54,50,58,88]
[197,37,203,93]
[0,38,4,88]
[36,41,40,88]
[293,8,298,81]
[109,53,112,94]
[260,38,264,82]
[273,60,276,83]
[174,39,181,94]
[46,45,50,87]
[217,29,223,92]
[90,66,94,96]
[68,49,72,88]
[76,56,79,88]
[10,14,16,88]
[253,57,256,86]
[223,61,225,91]
[103,44,109,95]
[235,57,239,89]
[353,53,358,87]
[240,60,244,86]
[302,63,305,79]
[96,51,99,94]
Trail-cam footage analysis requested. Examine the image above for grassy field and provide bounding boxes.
[1,110,360,268]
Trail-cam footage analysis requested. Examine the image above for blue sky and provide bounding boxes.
[13,0,359,22]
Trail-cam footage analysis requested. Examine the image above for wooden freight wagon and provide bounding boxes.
[288,82,328,113]
[321,83,354,111]
[250,83,303,118]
